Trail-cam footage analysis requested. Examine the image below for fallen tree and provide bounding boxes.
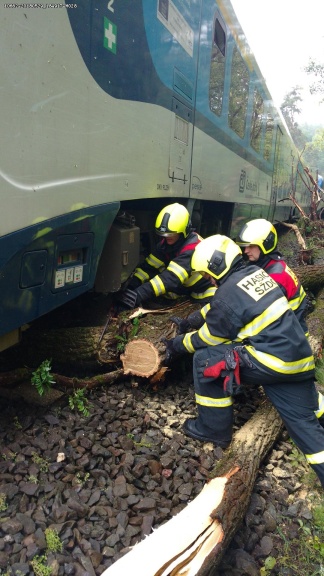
[101,399,283,576]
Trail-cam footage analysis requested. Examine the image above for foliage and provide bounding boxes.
[0,493,7,512]
[32,452,49,473]
[304,128,324,175]
[68,388,91,417]
[280,87,307,150]
[30,555,52,576]
[315,357,324,387]
[305,59,324,100]
[115,333,128,352]
[45,528,63,553]
[75,471,90,486]
[115,317,141,352]
[31,359,55,396]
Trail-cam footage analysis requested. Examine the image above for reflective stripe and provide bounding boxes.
[163,292,179,300]
[191,287,216,300]
[315,392,324,419]
[195,393,233,408]
[289,287,306,311]
[197,323,229,346]
[146,254,164,269]
[245,345,315,374]
[134,269,149,283]
[183,331,196,353]
[167,261,189,283]
[237,297,289,340]
[150,275,166,296]
[201,304,211,319]
[305,450,324,465]
[184,271,204,287]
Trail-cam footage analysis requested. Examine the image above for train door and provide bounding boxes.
[169,97,193,185]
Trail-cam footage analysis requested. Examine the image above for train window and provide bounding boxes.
[228,47,249,138]
[250,90,264,152]
[209,18,226,116]
[264,113,274,161]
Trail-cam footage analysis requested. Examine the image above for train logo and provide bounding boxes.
[239,170,246,193]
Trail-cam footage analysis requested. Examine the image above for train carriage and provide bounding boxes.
[0,0,310,351]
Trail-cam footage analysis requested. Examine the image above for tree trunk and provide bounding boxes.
[294,265,324,291]
[0,300,200,375]
[101,400,283,576]
[305,285,324,358]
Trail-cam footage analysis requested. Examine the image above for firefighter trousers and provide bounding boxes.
[194,345,324,488]
[193,345,236,446]
[261,379,324,488]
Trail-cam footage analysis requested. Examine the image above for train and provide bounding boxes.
[0,0,312,352]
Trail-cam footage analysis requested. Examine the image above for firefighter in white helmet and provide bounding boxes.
[236,219,308,333]
[236,219,324,426]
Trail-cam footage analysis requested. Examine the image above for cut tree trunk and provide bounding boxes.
[0,300,199,375]
[101,399,283,576]
[119,301,202,378]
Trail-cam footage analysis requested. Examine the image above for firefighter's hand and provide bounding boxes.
[161,337,177,364]
[170,316,191,334]
[115,288,142,309]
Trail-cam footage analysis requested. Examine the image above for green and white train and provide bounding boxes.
[0,0,310,351]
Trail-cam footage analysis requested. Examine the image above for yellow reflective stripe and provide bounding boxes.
[191,287,217,300]
[183,331,196,353]
[164,292,180,300]
[150,275,166,296]
[146,254,164,269]
[201,304,211,319]
[289,287,306,310]
[245,345,315,374]
[315,392,324,419]
[237,297,289,339]
[167,261,188,283]
[197,323,229,346]
[134,269,149,283]
[195,393,233,407]
[184,271,203,287]
[305,450,324,465]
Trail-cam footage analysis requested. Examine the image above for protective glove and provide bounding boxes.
[170,316,191,334]
[115,288,142,309]
[161,337,177,365]
[127,276,142,290]
[203,349,241,395]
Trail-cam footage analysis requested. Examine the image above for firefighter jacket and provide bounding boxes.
[132,232,215,302]
[253,251,308,329]
[172,263,315,381]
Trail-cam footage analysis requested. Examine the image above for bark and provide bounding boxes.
[293,265,324,292]
[117,301,200,378]
[306,286,324,358]
[101,400,283,576]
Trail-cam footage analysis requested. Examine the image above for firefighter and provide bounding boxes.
[118,203,215,308]
[236,218,324,427]
[162,235,324,488]
[236,219,308,333]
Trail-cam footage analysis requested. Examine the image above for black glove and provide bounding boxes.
[161,337,177,364]
[170,316,191,334]
[115,288,141,309]
[127,276,142,290]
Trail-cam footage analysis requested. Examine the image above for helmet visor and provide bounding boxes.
[155,230,179,238]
